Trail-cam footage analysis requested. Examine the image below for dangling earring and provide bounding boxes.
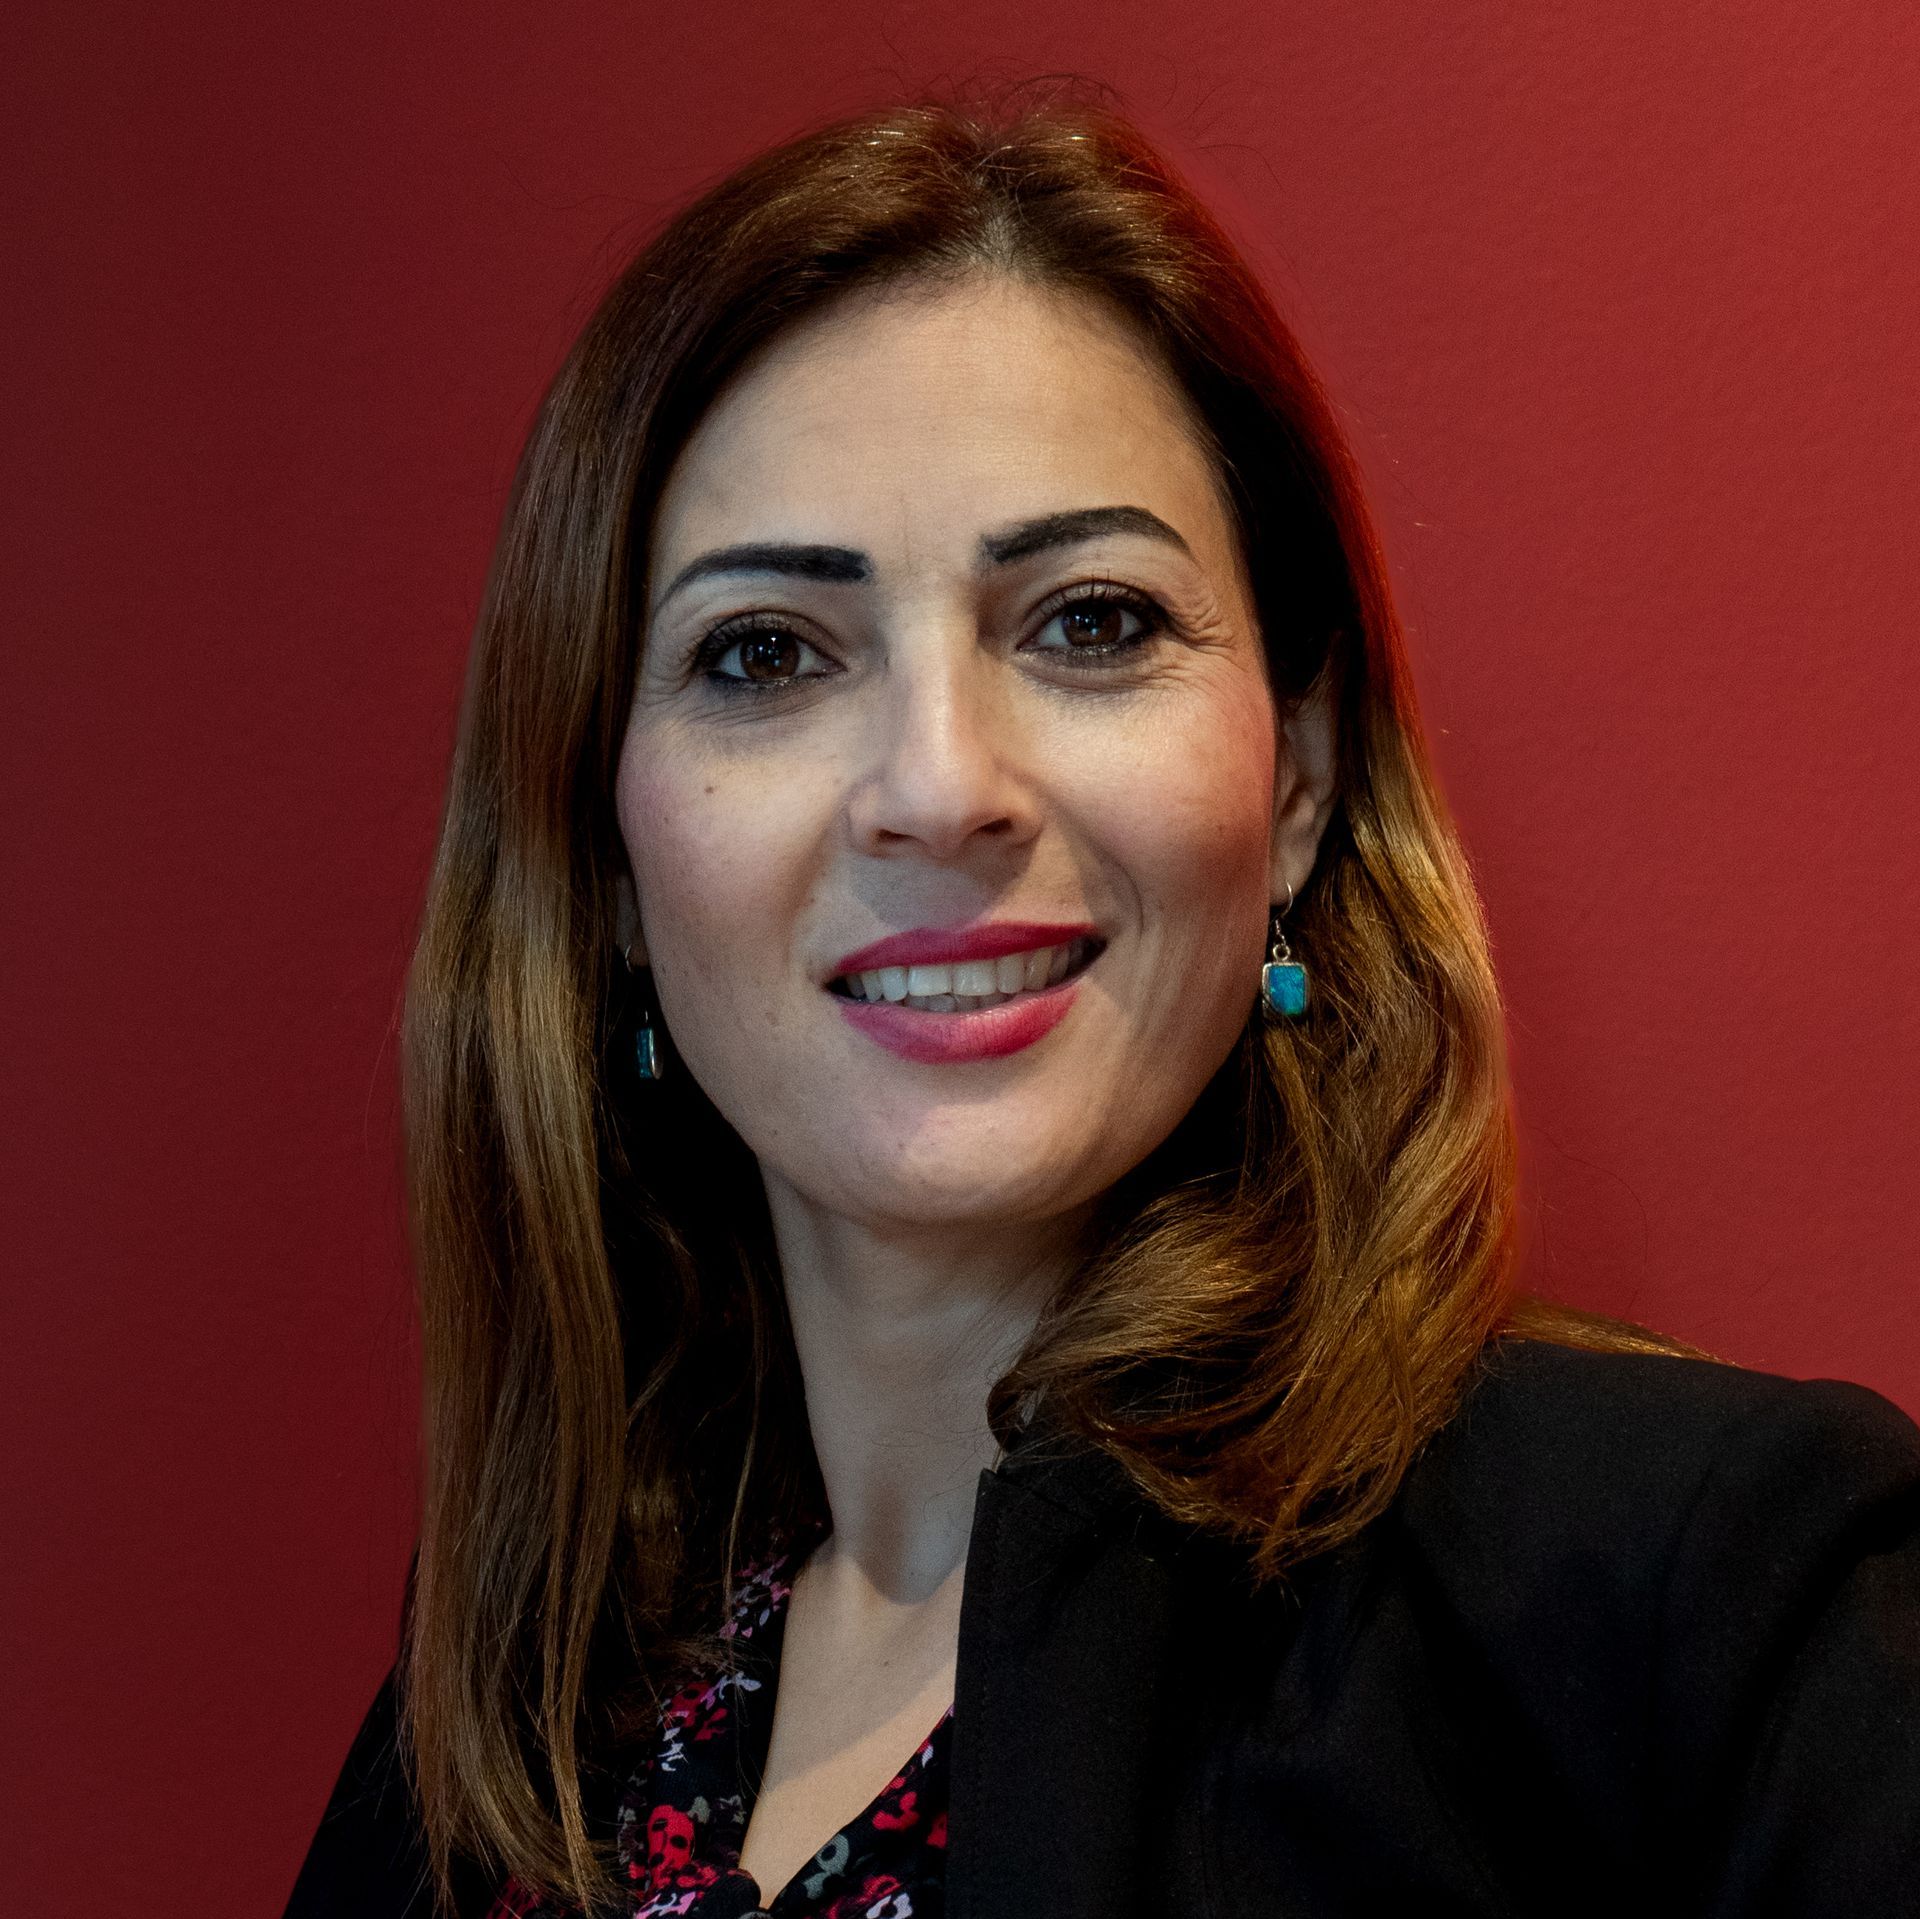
[623,941,664,1081]
[1260,883,1309,1020]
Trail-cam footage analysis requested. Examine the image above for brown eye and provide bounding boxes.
[695,622,835,691]
[738,630,801,681]
[1061,602,1127,647]
[1028,589,1163,662]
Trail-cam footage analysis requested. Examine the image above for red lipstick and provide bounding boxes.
[833,979,1082,1063]
[829,920,1098,979]
[826,918,1101,1065]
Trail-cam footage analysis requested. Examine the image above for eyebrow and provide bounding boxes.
[979,504,1193,566]
[652,504,1192,612]
[654,542,871,609]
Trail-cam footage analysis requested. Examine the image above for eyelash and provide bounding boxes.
[687,579,1173,695]
[687,615,835,693]
[1031,579,1171,664]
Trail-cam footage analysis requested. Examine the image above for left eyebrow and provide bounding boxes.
[979,504,1193,567]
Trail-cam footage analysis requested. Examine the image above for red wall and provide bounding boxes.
[7,3,1917,1910]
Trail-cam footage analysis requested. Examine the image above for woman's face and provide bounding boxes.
[617,274,1331,1235]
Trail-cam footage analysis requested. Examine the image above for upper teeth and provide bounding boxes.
[842,941,1083,1007]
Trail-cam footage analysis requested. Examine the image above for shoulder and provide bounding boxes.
[1396,1335,1920,1766]
[1401,1337,1920,1620]
[1373,1339,1920,1897]
[1411,1334,1920,1541]
[1412,1336,1920,1542]
[284,1668,501,1919]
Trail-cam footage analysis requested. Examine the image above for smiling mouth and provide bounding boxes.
[827,935,1105,1012]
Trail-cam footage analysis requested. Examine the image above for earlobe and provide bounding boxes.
[1269,677,1338,903]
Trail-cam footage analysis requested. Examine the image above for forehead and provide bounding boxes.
[647,274,1234,568]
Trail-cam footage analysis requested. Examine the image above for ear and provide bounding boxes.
[612,868,649,966]
[1269,675,1338,906]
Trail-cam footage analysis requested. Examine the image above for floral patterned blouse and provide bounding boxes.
[491,1543,951,1919]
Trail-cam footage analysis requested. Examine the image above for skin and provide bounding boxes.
[613,272,1335,1899]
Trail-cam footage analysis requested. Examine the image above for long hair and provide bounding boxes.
[399,93,1664,1907]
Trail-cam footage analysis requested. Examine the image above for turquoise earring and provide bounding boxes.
[1260,886,1308,1021]
[623,941,664,1081]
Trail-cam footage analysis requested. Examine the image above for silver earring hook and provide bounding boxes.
[622,941,644,974]
[1260,880,1310,1020]
[1269,883,1296,965]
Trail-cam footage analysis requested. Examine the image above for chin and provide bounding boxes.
[815,1138,1119,1235]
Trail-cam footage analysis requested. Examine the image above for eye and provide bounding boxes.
[1025,585,1167,662]
[693,619,837,691]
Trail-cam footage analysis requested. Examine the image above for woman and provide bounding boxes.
[287,98,1920,1917]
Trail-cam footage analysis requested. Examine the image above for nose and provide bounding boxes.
[844,641,1040,862]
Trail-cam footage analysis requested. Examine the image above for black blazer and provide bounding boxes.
[287,1341,1920,1916]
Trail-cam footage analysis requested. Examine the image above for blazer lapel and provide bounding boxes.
[945,1421,1185,1919]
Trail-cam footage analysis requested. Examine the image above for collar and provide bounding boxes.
[987,1393,1153,1532]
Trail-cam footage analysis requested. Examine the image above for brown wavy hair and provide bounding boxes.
[399,92,1679,1908]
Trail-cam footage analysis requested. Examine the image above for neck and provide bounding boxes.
[761,1177,1080,1602]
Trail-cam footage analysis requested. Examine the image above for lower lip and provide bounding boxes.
[832,978,1081,1063]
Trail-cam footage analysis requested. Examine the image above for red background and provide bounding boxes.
[6,3,1917,1909]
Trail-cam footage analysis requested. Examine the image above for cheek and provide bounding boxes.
[615,740,810,1007]
[618,757,717,948]
[1061,682,1279,1079]
[1084,693,1277,920]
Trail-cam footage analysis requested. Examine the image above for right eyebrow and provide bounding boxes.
[653,542,871,612]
